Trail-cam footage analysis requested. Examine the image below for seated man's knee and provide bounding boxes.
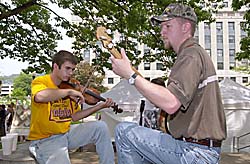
[115,122,136,136]
[95,120,109,133]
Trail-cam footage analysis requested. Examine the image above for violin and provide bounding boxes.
[58,78,123,114]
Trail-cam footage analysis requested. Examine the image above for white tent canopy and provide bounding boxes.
[219,78,250,109]
[219,78,250,152]
[101,79,143,112]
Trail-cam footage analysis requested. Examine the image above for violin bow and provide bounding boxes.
[82,65,98,91]
[96,26,142,76]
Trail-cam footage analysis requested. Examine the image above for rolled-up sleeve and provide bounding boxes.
[167,51,202,111]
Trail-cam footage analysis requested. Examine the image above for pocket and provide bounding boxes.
[184,145,220,164]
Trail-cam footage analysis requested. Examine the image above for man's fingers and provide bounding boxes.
[121,48,129,60]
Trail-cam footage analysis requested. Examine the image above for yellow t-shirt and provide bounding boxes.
[28,75,80,140]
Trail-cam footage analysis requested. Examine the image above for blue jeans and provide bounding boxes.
[115,122,221,164]
[29,121,114,164]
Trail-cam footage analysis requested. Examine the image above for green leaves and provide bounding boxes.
[231,1,250,63]
[1,0,236,76]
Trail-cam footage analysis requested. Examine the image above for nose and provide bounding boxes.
[160,29,165,40]
[68,69,74,75]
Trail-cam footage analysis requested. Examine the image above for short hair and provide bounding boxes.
[52,50,78,70]
[151,77,166,87]
[177,17,196,36]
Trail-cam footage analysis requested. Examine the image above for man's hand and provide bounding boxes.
[99,98,114,109]
[68,89,85,104]
[110,48,134,79]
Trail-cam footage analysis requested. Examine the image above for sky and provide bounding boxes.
[0,2,72,76]
[0,58,29,76]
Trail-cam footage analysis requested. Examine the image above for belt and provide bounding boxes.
[176,137,222,147]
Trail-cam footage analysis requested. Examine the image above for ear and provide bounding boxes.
[182,22,191,33]
[53,63,59,70]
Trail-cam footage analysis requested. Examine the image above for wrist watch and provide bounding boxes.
[128,72,138,85]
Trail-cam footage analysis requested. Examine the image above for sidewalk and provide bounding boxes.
[220,152,250,164]
[0,136,249,164]
[69,144,250,164]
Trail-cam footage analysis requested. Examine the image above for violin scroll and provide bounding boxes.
[112,103,123,114]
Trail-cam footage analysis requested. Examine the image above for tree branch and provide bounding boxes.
[0,0,37,20]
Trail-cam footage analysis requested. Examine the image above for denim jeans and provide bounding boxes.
[115,122,221,164]
[29,121,114,164]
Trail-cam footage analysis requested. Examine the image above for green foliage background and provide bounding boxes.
[3,0,247,75]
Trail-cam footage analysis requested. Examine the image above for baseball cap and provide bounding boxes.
[150,3,197,26]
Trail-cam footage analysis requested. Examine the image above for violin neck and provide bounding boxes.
[85,90,106,102]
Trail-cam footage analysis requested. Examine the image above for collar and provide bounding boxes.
[177,37,197,55]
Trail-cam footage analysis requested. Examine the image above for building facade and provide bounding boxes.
[195,0,249,85]
[0,84,14,96]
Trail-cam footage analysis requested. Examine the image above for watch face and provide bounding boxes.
[128,77,135,85]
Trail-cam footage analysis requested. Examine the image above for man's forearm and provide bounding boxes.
[71,104,104,121]
[34,88,72,103]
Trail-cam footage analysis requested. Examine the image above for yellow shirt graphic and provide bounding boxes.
[28,75,80,140]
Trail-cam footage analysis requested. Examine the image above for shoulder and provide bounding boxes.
[32,74,51,84]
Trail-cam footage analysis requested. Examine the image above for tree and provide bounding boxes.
[0,0,224,74]
[12,72,32,97]
[73,61,108,93]
[231,1,250,61]
[11,87,27,100]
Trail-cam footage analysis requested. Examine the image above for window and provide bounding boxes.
[108,78,114,84]
[217,62,224,70]
[156,63,164,70]
[228,22,235,32]
[218,77,224,82]
[206,49,211,56]
[204,23,211,49]
[217,49,223,62]
[205,35,211,49]
[229,62,235,70]
[229,49,235,70]
[241,59,249,66]
[230,77,236,82]
[217,35,223,44]
[229,35,235,43]
[83,49,90,61]
[242,77,248,83]
[205,36,211,44]
[204,22,211,32]
[216,22,223,33]
[229,49,235,57]
[240,22,247,38]
[145,77,150,81]
[144,63,150,70]
[223,2,228,7]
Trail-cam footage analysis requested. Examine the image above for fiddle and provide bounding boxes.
[58,79,123,114]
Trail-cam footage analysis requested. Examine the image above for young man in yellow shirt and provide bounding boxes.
[28,50,115,164]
